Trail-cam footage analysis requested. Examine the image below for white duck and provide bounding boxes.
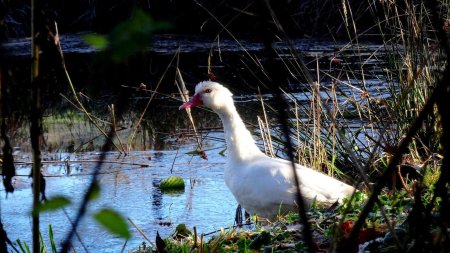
[180,81,355,219]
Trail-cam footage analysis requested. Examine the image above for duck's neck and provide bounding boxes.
[216,104,263,162]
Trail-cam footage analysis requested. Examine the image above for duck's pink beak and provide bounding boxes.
[179,94,203,109]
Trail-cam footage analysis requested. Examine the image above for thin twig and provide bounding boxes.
[54,23,122,153]
[59,93,112,125]
[128,50,178,147]
[110,104,127,154]
[261,1,316,251]
[119,239,128,253]
[176,67,206,159]
[257,87,275,157]
[62,209,89,253]
[170,149,179,174]
[127,218,157,249]
[59,64,132,251]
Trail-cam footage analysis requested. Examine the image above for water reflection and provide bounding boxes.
[151,178,163,221]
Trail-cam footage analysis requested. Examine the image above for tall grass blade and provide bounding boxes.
[48,225,57,253]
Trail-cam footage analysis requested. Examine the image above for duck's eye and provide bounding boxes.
[204,88,212,94]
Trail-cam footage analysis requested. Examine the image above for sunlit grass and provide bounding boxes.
[130,184,433,252]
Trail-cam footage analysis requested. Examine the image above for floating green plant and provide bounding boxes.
[159,176,185,191]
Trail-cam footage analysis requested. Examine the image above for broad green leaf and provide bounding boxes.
[94,209,131,239]
[83,34,109,50]
[33,196,71,215]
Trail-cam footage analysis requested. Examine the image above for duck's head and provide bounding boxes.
[179,81,234,111]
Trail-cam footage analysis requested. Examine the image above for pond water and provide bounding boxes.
[2,132,239,252]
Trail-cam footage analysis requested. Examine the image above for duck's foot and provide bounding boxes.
[234,204,243,226]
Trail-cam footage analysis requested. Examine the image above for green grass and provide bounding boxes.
[131,185,434,253]
[14,225,58,253]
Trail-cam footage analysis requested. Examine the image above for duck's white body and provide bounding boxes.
[181,81,355,218]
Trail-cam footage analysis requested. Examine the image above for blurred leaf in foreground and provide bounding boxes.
[83,34,108,50]
[84,8,172,62]
[93,208,131,239]
[87,182,101,201]
[33,196,71,215]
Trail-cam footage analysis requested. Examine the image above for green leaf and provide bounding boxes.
[94,209,131,239]
[83,34,109,50]
[33,196,71,215]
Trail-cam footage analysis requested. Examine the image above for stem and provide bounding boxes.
[30,0,41,252]
[128,51,178,148]
[60,127,116,253]
[52,22,122,153]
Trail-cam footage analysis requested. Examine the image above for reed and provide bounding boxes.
[383,3,446,163]
[252,0,448,180]
[239,1,449,250]
[15,225,57,253]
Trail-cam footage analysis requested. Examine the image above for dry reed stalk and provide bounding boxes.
[311,81,320,170]
[195,0,271,80]
[257,88,275,157]
[329,81,339,177]
[110,104,127,153]
[59,93,112,125]
[119,239,128,253]
[257,116,271,156]
[281,90,308,165]
[128,50,178,148]
[128,218,157,249]
[199,234,204,253]
[175,68,208,159]
[53,23,122,153]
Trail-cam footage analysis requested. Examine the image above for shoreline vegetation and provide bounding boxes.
[1,0,450,252]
